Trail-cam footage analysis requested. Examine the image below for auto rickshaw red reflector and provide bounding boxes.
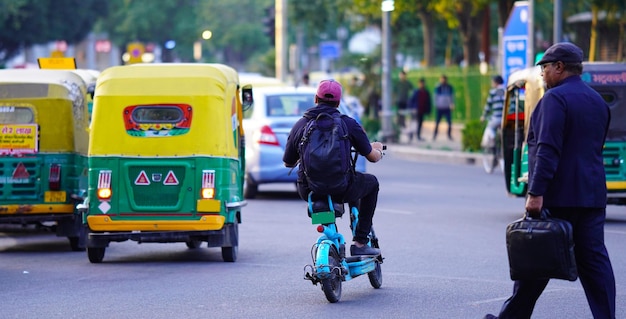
[49,164,61,190]
[97,170,112,200]
[257,125,279,146]
[317,225,325,233]
[12,162,29,179]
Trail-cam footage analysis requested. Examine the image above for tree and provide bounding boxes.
[431,0,490,67]
[0,0,106,65]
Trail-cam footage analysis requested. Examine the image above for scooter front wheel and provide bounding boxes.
[368,260,382,288]
[321,248,342,303]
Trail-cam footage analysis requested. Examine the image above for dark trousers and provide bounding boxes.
[498,207,616,319]
[433,108,452,139]
[397,100,408,128]
[297,172,379,245]
[416,112,425,139]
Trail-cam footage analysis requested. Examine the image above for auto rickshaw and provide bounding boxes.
[501,62,626,204]
[80,63,252,263]
[0,69,90,250]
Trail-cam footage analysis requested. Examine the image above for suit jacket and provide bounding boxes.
[527,75,610,208]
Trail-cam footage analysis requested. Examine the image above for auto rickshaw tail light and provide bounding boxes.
[201,170,215,199]
[49,164,61,190]
[257,125,279,146]
[97,170,112,200]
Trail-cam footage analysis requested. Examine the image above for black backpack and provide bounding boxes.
[298,112,353,195]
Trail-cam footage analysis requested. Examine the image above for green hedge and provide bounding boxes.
[406,66,495,122]
[461,119,486,152]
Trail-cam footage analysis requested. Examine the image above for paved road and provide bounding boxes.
[1,154,624,319]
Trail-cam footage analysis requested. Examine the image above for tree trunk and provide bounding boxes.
[498,0,516,28]
[418,10,435,67]
[457,3,485,66]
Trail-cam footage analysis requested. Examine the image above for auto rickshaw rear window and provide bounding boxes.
[124,104,192,137]
[0,105,35,124]
[132,106,183,123]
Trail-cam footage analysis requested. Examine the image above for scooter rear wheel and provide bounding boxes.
[321,248,342,303]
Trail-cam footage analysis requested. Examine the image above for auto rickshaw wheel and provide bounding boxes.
[244,175,258,199]
[87,247,106,263]
[68,236,86,252]
[221,222,238,262]
[186,240,201,249]
[222,246,238,262]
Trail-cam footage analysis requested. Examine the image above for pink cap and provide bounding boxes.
[316,79,342,102]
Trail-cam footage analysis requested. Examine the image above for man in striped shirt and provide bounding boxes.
[480,75,505,147]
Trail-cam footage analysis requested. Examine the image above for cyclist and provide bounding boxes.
[480,75,505,148]
[283,79,384,256]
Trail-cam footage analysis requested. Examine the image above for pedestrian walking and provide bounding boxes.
[484,42,616,319]
[393,70,414,133]
[432,74,454,141]
[408,78,431,141]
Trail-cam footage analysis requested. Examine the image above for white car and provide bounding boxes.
[242,86,366,198]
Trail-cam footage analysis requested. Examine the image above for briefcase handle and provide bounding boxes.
[524,208,551,220]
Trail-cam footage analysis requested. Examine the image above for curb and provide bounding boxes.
[388,144,482,166]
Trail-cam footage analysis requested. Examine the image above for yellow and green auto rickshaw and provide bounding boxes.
[0,69,90,250]
[80,63,252,263]
[502,62,626,204]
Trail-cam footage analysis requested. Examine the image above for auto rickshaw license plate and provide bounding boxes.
[44,191,66,203]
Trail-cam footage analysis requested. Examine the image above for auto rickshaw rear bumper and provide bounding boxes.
[86,214,225,231]
[0,204,74,215]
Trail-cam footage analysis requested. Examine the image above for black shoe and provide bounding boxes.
[483,315,498,319]
[417,137,424,141]
[350,244,380,256]
[448,136,454,141]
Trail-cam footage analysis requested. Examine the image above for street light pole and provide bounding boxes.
[381,0,394,142]
[275,0,287,82]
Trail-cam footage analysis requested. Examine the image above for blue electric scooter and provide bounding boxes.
[303,148,383,303]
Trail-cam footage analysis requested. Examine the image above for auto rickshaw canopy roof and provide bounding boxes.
[0,69,90,153]
[90,63,243,158]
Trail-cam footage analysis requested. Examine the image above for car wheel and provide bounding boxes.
[244,175,258,199]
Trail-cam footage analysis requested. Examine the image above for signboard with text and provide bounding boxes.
[0,124,38,155]
[502,1,529,86]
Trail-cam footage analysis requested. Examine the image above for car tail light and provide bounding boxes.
[256,125,280,146]
[201,170,215,199]
[97,170,112,200]
[49,164,61,190]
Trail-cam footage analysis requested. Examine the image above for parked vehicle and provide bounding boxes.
[0,69,90,250]
[241,86,366,199]
[80,63,251,263]
[501,62,626,204]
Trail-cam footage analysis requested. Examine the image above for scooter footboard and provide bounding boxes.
[346,256,377,276]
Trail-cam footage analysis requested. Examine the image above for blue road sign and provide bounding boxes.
[502,1,529,86]
[319,41,341,60]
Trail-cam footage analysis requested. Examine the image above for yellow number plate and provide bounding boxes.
[44,191,66,203]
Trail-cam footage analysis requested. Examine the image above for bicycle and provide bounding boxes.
[303,147,384,303]
[481,126,504,174]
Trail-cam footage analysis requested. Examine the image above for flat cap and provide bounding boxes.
[536,42,583,65]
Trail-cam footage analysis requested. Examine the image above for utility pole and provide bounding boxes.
[527,0,534,67]
[553,0,562,43]
[275,0,288,82]
[381,0,394,142]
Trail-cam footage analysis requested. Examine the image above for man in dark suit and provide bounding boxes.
[485,42,616,319]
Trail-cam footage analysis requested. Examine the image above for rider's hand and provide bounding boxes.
[480,116,485,122]
[366,142,384,163]
[371,141,383,152]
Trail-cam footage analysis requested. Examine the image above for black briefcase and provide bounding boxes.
[506,210,578,281]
